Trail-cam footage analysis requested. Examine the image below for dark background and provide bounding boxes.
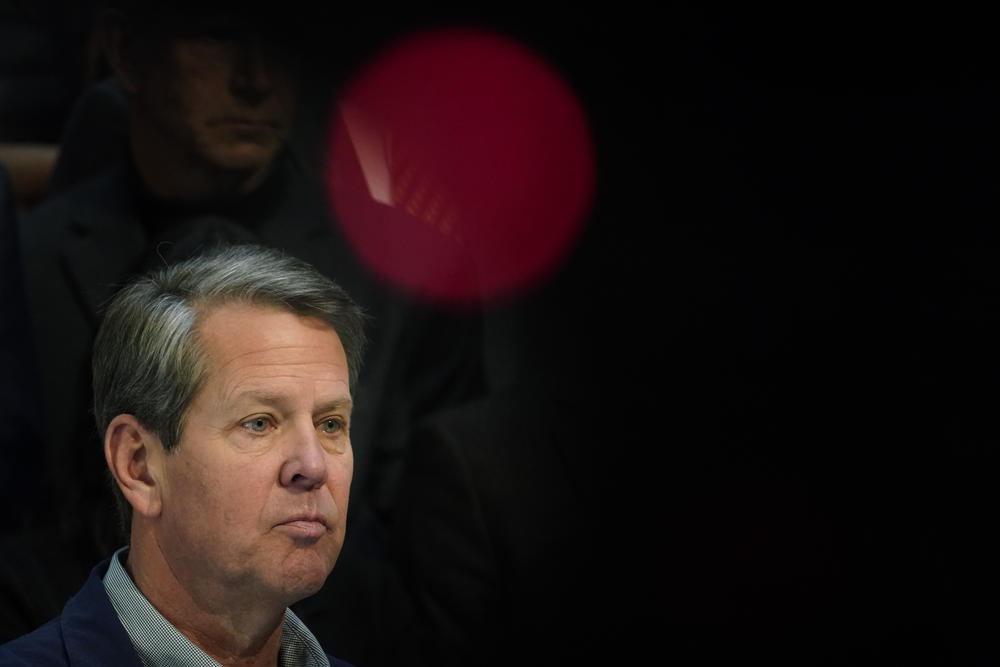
[4,2,1000,663]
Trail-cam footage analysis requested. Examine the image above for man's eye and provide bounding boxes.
[242,417,270,433]
[320,419,342,434]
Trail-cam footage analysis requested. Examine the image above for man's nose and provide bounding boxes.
[230,39,274,104]
[279,421,329,490]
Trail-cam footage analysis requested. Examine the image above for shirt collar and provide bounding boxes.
[103,546,330,667]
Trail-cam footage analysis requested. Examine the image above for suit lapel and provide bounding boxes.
[60,559,144,667]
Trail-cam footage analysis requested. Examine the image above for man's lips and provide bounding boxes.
[213,117,281,130]
[275,515,329,539]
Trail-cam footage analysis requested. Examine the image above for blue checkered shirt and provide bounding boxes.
[103,547,330,667]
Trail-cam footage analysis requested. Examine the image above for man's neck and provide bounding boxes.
[126,540,286,667]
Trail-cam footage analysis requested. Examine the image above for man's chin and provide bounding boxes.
[274,551,337,602]
[279,575,330,607]
[207,142,282,173]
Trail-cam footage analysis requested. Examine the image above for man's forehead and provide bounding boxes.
[197,302,343,365]
[198,302,342,351]
[195,306,351,412]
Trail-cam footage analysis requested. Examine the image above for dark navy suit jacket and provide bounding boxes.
[0,558,352,666]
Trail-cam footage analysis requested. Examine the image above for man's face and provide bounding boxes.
[155,303,352,607]
[132,21,298,173]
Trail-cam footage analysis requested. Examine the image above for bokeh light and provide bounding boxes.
[324,27,596,304]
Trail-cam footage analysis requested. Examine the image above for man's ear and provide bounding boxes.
[105,414,164,519]
[98,9,141,94]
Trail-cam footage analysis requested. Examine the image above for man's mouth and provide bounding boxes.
[276,515,328,539]
[213,117,281,133]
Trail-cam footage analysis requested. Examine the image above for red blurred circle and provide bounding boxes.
[325,27,596,303]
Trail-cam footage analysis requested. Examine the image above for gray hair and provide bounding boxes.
[92,243,367,527]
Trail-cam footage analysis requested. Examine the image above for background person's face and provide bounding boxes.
[155,303,353,608]
[134,25,298,173]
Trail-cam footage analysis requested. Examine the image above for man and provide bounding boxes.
[0,244,365,666]
[13,2,485,658]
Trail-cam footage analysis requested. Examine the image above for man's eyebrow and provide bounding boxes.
[232,390,290,408]
[233,390,352,413]
[315,397,354,415]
